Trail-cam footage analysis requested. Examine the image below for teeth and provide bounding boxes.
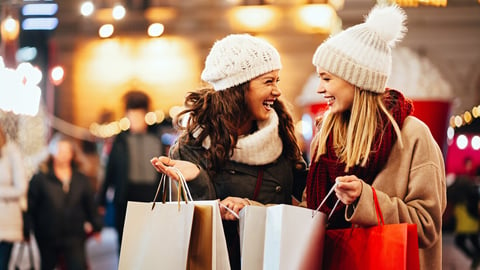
[263,100,274,108]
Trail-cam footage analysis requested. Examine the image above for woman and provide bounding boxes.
[0,125,27,270]
[151,33,306,269]
[303,4,446,269]
[28,133,103,270]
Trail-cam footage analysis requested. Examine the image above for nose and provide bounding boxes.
[316,81,326,94]
[272,83,282,97]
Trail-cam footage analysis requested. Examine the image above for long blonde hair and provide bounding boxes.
[311,88,403,171]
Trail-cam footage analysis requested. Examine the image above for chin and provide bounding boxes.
[255,112,270,121]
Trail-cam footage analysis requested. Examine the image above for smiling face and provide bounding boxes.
[245,70,281,122]
[316,67,356,114]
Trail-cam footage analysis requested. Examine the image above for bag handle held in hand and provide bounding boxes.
[151,167,193,210]
[313,182,340,219]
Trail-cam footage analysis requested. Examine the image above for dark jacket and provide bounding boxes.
[98,124,164,207]
[171,141,307,204]
[27,168,103,243]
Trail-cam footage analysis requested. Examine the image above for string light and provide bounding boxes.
[450,105,480,129]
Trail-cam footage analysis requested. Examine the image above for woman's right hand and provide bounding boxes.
[150,156,200,181]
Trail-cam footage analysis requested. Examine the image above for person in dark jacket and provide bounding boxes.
[98,90,165,252]
[28,133,103,270]
[151,34,307,270]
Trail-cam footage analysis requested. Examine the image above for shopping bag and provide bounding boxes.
[13,240,35,270]
[187,204,213,270]
[238,205,267,270]
[192,200,231,270]
[322,187,420,270]
[263,204,327,270]
[118,201,195,270]
[118,171,196,270]
[172,167,230,270]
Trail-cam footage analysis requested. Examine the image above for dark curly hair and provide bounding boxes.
[174,83,302,176]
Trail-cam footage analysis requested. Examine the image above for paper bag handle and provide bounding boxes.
[372,187,385,226]
[313,182,340,220]
[151,167,194,210]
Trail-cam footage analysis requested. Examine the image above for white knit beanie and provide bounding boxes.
[201,34,282,91]
[312,4,407,93]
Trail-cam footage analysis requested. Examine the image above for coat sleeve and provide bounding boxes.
[98,136,122,206]
[169,142,217,200]
[345,117,447,249]
[0,143,27,200]
[82,173,103,232]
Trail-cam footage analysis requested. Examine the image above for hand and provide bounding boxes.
[92,232,102,243]
[219,197,250,220]
[150,156,200,181]
[334,175,363,205]
[98,206,106,216]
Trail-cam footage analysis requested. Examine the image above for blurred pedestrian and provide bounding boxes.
[449,157,480,269]
[0,125,28,270]
[98,90,165,251]
[28,133,103,270]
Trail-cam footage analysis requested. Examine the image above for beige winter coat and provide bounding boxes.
[303,116,447,270]
[0,142,28,242]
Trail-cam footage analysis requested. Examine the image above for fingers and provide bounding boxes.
[219,197,249,220]
[150,156,179,180]
[335,175,362,205]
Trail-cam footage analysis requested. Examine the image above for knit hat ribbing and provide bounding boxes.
[201,34,282,91]
[312,4,407,93]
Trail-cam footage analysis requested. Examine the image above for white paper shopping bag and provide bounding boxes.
[239,205,267,270]
[193,200,231,270]
[118,201,195,270]
[263,204,327,270]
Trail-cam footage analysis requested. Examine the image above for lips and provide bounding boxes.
[325,96,335,106]
[263,100,275,110]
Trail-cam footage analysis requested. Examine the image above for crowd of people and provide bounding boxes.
[3,3,476,270]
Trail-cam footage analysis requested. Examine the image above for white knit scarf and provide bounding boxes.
[195,111,283,165]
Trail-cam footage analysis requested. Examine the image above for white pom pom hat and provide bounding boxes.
[201,34,282,91]
[312,4,407,93]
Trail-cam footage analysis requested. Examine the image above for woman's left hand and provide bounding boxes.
[219,197,251,220]
[150,156,200,181]
[334,175,363,205]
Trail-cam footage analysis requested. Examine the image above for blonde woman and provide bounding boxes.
[303,4,446,269]
[0,125,27,270]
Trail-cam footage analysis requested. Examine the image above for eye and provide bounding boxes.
[265,78,278,84]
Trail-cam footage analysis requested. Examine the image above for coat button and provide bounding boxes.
[275,186,282,193]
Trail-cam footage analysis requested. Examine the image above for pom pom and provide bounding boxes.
[364,4,407,47]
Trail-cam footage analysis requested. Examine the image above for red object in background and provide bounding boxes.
[308,100,452,153]
[410,100,451,153]
[445,134,480,175]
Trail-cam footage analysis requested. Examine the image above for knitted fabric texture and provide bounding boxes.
[312,4,407,93]
[230,110,282,165]
[201,34,282,91]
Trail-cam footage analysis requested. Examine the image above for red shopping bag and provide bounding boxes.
[322,187,420,270]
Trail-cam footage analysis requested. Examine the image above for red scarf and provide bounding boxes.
[306,89,413,228]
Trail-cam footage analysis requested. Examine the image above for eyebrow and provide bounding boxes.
[258,75,278,80]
